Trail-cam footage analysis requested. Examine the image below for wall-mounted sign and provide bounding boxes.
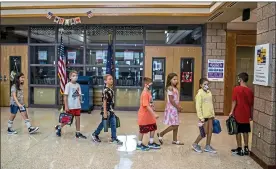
[182,72,193,83]
[207,59,224,82]
[67,51,76,60]
[253,43,272,86]
[38,51,47,60]
[124,51,134,60]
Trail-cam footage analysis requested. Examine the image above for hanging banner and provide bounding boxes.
[253,43,272,86]
[182,72,193,83]
[207,59,224,81]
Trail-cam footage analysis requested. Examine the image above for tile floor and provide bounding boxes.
[1,107,261,169]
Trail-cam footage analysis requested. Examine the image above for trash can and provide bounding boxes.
[77,76,93,113]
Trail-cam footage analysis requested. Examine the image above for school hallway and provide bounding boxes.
[1,107,261,169]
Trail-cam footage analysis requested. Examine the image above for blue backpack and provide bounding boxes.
[213,119,222,134]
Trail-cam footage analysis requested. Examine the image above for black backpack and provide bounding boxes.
[226,116,238,135]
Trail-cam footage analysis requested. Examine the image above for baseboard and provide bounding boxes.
[250,151,276,169]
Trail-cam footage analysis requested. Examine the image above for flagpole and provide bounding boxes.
[59,28,64,111]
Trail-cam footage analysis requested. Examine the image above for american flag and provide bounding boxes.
[106,35,114,75]
[87,11,93,18]
[46,12,53,19]
[58,35,67,94]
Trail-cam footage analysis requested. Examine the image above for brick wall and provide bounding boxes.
[251,2,276,166]
[204,23,226,113]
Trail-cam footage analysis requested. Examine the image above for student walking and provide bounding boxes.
[55,70,87,139]
[137,77,160,151]
[157,73,184,145]
[7,73,39,134]
[91,74,123,145]
[192,78,217,154]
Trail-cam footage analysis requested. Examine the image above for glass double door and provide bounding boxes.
[145,46,202,113]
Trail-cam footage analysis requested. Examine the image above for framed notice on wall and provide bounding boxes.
[67,51,76,60]
[207,59,224,81]
[253,43,272,86]
[38,51,47,60]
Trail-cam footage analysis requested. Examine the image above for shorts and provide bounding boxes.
[139,123,157,134]
[237,123,251,133]
[10,104,26,114]
[68,109,81,116]
[204,117,214,122]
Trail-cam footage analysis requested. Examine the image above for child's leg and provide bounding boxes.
[159,126,176,137]
[149,131,155,144]
[20,108,39,133]
[93,118,104,136]
[109,114,117,140]
[8,105,18,134]
[138,132,144,145]
[236,134,242,148]
[172,125,179,141]
[243,133,249,147]
[75,116,80,132]
[206,118,213,146]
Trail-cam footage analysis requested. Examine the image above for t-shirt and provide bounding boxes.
[64,82,82,110]
[232,86,254,123]
[10,84,24,106]
[138,90,156,126]
[101,86,115,115]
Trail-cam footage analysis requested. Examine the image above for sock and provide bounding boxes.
[8,120,13,128]
[25,119,31,129]
[149,138,154,144]
[138,141,142,145]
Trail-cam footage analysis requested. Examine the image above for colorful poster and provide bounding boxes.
[67,51,76,60]
[253,43,272,86]
[182,72,193,83]
[207,59,224,81]
[96,50,104,64]
[38,51,47,60]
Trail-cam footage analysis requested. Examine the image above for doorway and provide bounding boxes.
[0,45,29,107]
[145,46,202,112]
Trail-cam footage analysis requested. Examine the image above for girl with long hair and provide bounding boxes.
[7,73,39,134]
[157,73,184,145]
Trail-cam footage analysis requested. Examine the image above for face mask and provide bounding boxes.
[71,76,78,82]
[203,84,209,91]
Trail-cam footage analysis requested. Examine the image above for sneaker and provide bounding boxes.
[110,138,123,145]
[28,126,39,134]
[55,125,61,137]
[231,148,244,156]
[7,128,17,135]
[204,145,217,154]
[137,144,150,151]
[192,143,203,153]
[244,147,250,156]
[91,133,101,142]
[148,142,161,149]
[76,132,87,139]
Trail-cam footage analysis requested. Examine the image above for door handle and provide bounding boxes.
[3,75,8,81]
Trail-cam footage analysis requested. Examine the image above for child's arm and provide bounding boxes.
[168,87,181,111]
[102,89,108,118]
[229,88,237,116]
[11,89,22,107]
[64,84,69,112]
[142,93,158,118]
[195,92,204,121]
[146,105,158,119]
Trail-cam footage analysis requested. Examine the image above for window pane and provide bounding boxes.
[115,67,143,87]
[64,46,84,65]
[115,88,141,107]
[31,87,56,105]
[58,26,84,45]
[30,26,56,43]
[180,58,194,101]
[146,26,202,45]
[115,46,143,66]
[30,46,55,64]
[30,66,55,85]
[116,26,143,44]
[86,46,108,66]
[86,26,113,44]
[152,58,165,100]
[86,67,105,86]
[0,26,28,43]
